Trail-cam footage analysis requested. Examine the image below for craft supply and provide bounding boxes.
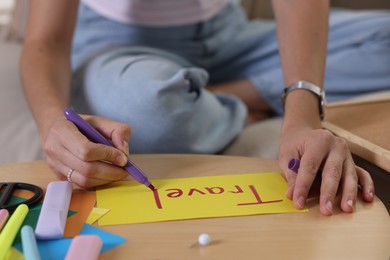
[96,173,306,226]
[0,182,43,212]
[288,158,300,173]
[35,181,72,240]
[0,204,29,259]
[65,235,102,260]
[21,225,41,260]
[198,233,211,246]
[64,107,155,191]
[0,209,9,232]
[86,207,110,224]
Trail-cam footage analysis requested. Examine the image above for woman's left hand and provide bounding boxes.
[279,125,375,216]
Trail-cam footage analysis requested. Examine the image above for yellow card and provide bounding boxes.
[96,173,307,225]
[86,208,110,224]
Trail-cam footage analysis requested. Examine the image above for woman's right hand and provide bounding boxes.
[42,114,132,188]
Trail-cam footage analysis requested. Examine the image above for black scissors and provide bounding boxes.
[0,182,43,212]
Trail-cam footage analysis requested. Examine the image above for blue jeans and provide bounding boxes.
[71,3,390,153]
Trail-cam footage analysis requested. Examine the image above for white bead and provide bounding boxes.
[198,233,211,246]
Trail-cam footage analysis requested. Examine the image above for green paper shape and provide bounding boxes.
[0,194,76,245]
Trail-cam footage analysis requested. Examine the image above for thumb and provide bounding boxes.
[111,126,131,157]
[86,115,132,156]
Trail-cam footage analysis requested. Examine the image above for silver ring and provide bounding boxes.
[67,168,75,183]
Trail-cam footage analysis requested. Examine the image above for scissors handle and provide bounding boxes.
[0,183,43,212]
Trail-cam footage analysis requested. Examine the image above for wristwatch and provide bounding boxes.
[281,80,326,120]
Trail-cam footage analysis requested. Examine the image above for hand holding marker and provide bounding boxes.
[64,108,155,190]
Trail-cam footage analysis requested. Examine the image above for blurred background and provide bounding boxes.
[0,0,389,164]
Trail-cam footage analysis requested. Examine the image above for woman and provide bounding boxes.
[21,0,389,215]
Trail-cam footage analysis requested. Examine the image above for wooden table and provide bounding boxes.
[2,155,390,260]
[324,98,390,213]
[323,99,390,173]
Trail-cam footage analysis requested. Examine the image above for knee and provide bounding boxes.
[79,54,226,153]
[79,53,207,107]
[111,55,209,111]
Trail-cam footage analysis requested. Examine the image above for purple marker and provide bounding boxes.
[288,158,300,173]
[64,108,155,191]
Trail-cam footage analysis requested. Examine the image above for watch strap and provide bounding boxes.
[281,81,326,120]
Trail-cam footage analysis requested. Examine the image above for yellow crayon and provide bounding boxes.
[0,204,29,260]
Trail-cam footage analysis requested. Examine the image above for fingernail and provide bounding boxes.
[326,200,333,213]
[369,191,374,199]
[117,155,128,166]
[347,199,354,210]
[297,196,305,209]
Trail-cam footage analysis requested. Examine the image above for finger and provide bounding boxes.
[111,126,131,157]
[339,159,358,214]
[292,130,338,211]
[61,147,129,182]
[46,156,69,181]
[285,163,298,200]
[61,121,128,167]
[279,154,301,200]
[85,116,132,156]
[286,182,295,200]
[293,153,324,210]
[48,139,128,182]
[318,154,346,216]
[48,156,116,188]
[66,169,112,188]
[356,166,375,202]
[60,164,110,188]
[50,157,128,188]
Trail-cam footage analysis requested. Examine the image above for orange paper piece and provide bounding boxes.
[9,188,96,238]
[64,190,96,237]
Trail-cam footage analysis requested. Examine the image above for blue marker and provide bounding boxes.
[21,225,41,260]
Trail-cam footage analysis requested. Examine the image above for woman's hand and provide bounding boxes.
[43,114,132,188]
[279,125,375,216]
